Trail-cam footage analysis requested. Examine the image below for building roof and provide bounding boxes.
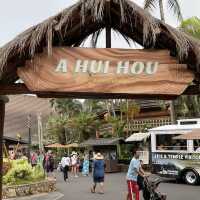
[0,0,200,86]
[174,129,200,140]
[80,138,123,147]
[150,124,200,132]
[125,132,150,142]
[4,95,52,142]
[3,136,28,145]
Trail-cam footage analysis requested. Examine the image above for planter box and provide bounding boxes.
[3,179,56,199]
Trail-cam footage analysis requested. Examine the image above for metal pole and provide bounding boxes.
[0,96,8,200]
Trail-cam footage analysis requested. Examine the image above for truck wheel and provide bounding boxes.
[184,170,198,185]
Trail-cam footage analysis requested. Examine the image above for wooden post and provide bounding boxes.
[105,0,111,48]
[169,101,176,124]
[0,96,8,200]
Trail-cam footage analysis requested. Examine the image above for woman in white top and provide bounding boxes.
[61,153,71,181]
[71,151,78,177]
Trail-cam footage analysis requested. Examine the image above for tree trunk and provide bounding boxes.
[169,101,176,124]
[111,100,116,118]
[159,0,165,22]
[126,99,129,136]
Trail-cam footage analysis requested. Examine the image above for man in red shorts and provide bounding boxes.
[126,151,145,200]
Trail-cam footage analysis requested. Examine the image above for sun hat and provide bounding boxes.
[48,150,52,154]
[95,153,104,160]
[71,151,77,156]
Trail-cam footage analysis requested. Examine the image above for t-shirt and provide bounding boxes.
[93,160,105,178]
[126,158,141,181]
[71,155,77,165]
[61,157,71,168]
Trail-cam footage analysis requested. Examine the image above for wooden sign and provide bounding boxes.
[17,47,194,98]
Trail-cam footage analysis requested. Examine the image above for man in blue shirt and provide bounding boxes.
[126,151,144,200]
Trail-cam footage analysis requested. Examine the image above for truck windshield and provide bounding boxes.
[156,134,187,151]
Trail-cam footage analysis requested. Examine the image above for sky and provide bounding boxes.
[0,0,199,48]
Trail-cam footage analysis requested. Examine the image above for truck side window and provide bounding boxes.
[156,134,187,151]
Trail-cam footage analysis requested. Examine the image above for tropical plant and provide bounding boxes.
[3,159,45,186]
[144,0,183,22]
[181,17,200,39]
[106,116,126,138]
[173,17,200,119]
[46,114,69,144]
[83,99,104,113]
[50,98,82,116]
[68,112,101,142]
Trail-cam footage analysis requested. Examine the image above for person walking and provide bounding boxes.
[37,150,44,168]
[82,154,89,176]
[31,152,37,167]
[71,151,78,177]
[126,151,145,200]
[45,150,55,179]
[61,153,71,182]
[91,152,105,194]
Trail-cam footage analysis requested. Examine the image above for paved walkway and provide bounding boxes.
[5,192,64,200]
[5,172,200,200]
[57,172,128,200]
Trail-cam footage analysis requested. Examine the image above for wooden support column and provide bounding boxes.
[0,96,8,200]
[106,0,111,48]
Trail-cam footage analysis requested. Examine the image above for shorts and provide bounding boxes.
[93,176,104,183]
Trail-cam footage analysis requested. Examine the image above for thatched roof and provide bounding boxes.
[0,0,200,84]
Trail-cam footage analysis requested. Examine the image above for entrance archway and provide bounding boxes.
[0,0,200,199]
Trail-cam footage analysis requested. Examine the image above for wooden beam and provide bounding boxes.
[0,83,199,98]
[0,96,8,200]
[37,92,178,100]
[182,84,200,95]
[0,84,32,95]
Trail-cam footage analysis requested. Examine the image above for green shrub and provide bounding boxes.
[3,161,12,175]
[3,159,45,186]
[31,164,45,180]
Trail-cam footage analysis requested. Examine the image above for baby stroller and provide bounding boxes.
[142,177,167,200]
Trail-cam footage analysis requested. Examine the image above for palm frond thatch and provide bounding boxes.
[0,0,200,83]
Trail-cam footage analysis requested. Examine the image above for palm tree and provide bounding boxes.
[173,17,200,119]
[144,0,183,124]
[144,0,183,22]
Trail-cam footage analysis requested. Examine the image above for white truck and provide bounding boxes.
[149,118,200,185]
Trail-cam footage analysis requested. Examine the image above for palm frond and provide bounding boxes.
[144,0,158,10]
[168,0,183,22]
[91,29,103,48]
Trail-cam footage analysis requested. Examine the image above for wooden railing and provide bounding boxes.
[126,117,171,131]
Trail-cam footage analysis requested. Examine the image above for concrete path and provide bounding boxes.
[5,172,200,200]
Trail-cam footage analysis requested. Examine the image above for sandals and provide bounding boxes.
[91,187,95,193]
